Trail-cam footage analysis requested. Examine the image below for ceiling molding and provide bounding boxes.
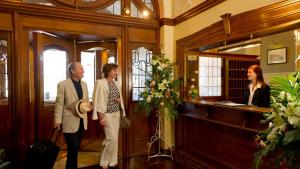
[177,0,300,50]
[159,0,225,27]
[159,18,174,27]
[174,0,225,25]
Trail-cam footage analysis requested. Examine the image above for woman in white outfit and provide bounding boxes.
[92,64,126,169]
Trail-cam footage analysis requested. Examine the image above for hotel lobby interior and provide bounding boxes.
[1,0,300,169]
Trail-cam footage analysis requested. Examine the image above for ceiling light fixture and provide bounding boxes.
[218,40,262,53]
[143,10,149,17]
[124,7,130,15]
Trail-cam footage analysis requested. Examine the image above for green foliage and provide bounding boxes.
[254,72,300,169]
[138,54,182,119]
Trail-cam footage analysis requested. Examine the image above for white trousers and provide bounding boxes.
[100,111,120,167]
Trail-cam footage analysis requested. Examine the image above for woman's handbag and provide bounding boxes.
[119,112,130,128]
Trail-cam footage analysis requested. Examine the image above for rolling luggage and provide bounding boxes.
[23,129,60,169]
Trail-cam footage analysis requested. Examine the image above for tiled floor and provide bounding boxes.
[53,151,182,169]
[53,151,100,169]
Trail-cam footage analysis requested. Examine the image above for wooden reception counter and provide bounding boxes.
[174,100,271,169]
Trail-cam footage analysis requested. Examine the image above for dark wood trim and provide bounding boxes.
[186,51,258,59]
[174,0,225,25]
[178,0,300,50]
[177,0,300,85]
[0,0,159,29]
[159,0,225,27]
[159,18,174,27]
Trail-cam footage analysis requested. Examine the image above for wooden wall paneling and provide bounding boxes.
[0,13,13,31]
[21,16,123,38]
[0,1,160,164]
[0,31,13,160]
[14,12,34,167]
[174,101,269,169]
[0,1,159,29]
[128,27,157,43]
[0,12,14,160]
[116,34,129,158]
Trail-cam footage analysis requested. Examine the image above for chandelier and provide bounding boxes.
[0,40,7,63]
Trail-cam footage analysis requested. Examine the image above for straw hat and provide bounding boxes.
[75,100,92,118]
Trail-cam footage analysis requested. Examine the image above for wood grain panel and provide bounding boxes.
[0,13,13,31]
[22,16,123,38]
[174,101,269,169]
[128,27,157,43]
[0,1,159,29]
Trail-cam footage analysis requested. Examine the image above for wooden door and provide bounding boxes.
[128,43,156,156]
[33,32,74,147]
[0,31,13,158]
[76,41,117,151]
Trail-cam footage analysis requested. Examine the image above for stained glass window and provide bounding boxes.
[132,47,152,100]
[0,40,8,100]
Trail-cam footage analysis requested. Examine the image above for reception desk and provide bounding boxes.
[174,100,271,169]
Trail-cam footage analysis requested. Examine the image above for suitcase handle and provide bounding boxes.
[50,129,60,145]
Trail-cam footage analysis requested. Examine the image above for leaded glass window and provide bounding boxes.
[131,2,144,19]
[99,0,121,15]
[198,56,222,96]
[0,40,8,100]
[143,0,153,10]
[132,47,152,101]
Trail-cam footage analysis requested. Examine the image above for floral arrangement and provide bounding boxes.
[139,54,182,119]
[254,72,300,169]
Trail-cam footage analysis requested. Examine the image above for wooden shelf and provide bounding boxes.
[227,59,259,103]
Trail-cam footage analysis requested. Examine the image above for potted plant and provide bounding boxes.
[254,72,300,169]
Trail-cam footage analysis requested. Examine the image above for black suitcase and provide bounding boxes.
[23,129,60,169]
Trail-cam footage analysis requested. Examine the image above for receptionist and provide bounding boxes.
[244,65,270,107]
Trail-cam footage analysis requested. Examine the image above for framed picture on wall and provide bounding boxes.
[267,47,287,64]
